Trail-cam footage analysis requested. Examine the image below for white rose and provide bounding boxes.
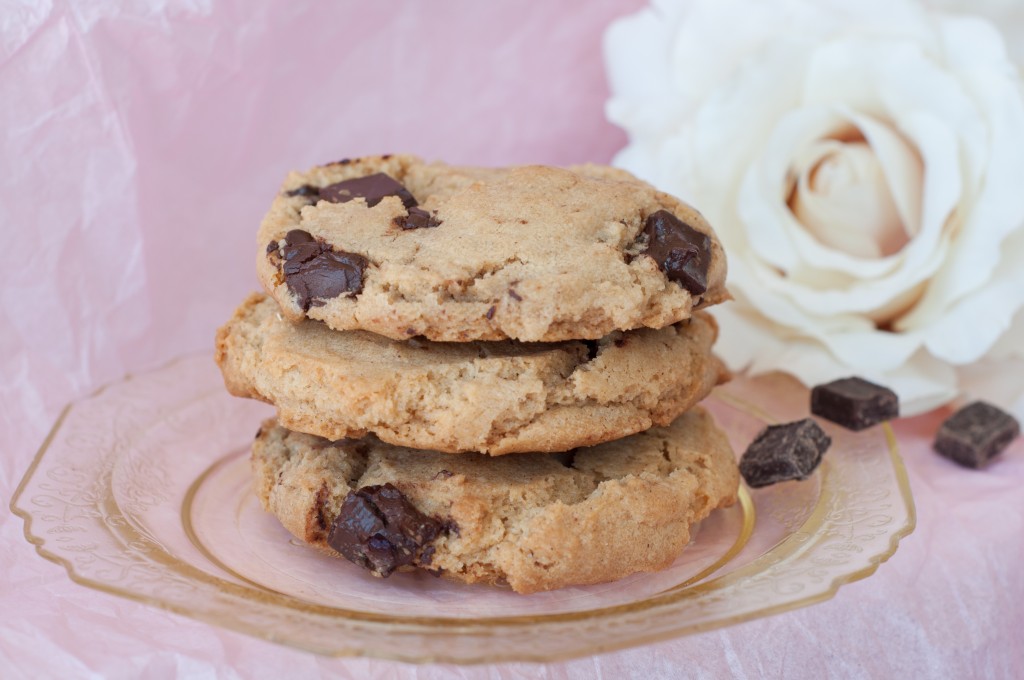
[927,0,1024,66]
[605,0,1024,417]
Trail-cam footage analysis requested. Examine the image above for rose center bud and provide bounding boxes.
[788,139,909,259]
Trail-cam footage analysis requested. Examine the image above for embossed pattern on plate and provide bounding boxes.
[11,355,915,663]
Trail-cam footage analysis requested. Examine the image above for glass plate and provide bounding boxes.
[11,355,915,664]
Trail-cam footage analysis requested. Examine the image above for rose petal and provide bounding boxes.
[880,351,960,416]
[847,110,922,238]
[938,13,1019,74]
[727,36,975,317]
[661,0,787,101]
[920,229,1024,363]
[958,308,1024,420]
[958,357,1024,422]
[691,40,805,205]
[604,7,689,139]
[898,17,1024,328]
[738,107,914,281]
[791,139,906,259]
[739,106,847,273]
[712,302,958,416]
[726,264,927,371]
[984,306,1024,359]
[738,110,961,317]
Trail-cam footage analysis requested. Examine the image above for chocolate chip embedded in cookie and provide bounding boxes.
[318,173,418,208]
[393,207,441,230]
[271,230,369,311]
[255,154,728,342]
[641,210,712,296]
[215,293,727,455]
[251,407,740,593]
[285,184,320,198]
[327,483,444,577]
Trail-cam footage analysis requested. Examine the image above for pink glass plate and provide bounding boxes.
[12,355,914,663]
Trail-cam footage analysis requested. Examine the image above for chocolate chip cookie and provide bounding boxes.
[216,293,727,455]
[256,155,729,342]
[252,407,740,594]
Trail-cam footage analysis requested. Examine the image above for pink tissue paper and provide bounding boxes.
[1,2,1022,678]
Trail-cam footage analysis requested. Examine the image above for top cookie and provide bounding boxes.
[256,155,729,342]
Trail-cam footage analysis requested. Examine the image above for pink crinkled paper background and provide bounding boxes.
[1,1,1022,678]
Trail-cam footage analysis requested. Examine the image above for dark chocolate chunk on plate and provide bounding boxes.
[641,209,711,296]
[318,172,417,209]
[740,418,831,488]
[811,377,899,431]
[934,401,1020,469]
[326,483,443,577]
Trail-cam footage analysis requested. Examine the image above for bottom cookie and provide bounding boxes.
[252,408,739,594]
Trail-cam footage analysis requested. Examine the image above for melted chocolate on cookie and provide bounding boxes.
[327,483,443,577]
[394,206,441,230]
[641,210,711,296]
[285,184,320,198]
[319,172,417,208]
[275,229,368,310]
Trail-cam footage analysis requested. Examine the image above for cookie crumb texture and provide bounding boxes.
[252,408,739,594]
[256,155,729,342]
[216,293,727,455]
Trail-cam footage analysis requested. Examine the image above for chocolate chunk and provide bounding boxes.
[286,184,320,198]
[641,210,711,295]
[810,377,899,431]
[394,207,441,230]
[551,449,577,468]
[276,229,368,310]
[266,240,281,264]
[934,402,1020,469]
[485,305,496,320]
[284,229,315,244]
[508,288,523,301]
[739,418,831,488]
[326,483,443,577]
[318,173,417,209]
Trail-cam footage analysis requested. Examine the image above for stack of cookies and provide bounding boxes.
[215,155,740,594]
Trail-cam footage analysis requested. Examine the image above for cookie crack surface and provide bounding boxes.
[253,408,739,593]
[257,155,726,342]
[217,295,720,455]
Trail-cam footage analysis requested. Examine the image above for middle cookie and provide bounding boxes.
[216,293,726,455]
